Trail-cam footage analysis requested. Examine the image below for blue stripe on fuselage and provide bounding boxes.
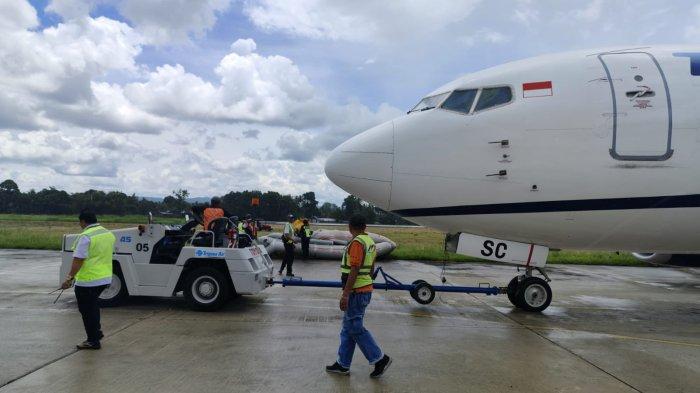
[673,52,700,76]
[392,194,700,217]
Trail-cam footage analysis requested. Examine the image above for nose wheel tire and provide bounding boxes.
[506,276,523,309]
[410,280,435,305]
[98,263,129,307]
[514,276,552,312]
[184,267,230,311]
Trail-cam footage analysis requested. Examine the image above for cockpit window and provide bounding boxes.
[440,89,478,114]
[474,86,512,112]
[408,92,449,113]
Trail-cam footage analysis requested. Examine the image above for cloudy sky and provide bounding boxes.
[1,0,699,203]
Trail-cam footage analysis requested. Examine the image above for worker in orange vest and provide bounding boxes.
[203,196,232,230]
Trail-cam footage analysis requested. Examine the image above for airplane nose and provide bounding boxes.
[325,121,394,209]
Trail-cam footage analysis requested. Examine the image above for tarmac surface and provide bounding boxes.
[0,249,698,393]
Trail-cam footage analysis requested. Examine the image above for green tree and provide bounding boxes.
[163,189,190,213]
[318,202,341,220]
[295,191,318,218]
[341,195,363,220]
[0,179,19,193]
[0,179,20,212]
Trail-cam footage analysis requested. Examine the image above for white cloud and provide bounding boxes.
[571,0,604,22]
[125,38,402,160]
[512,1,539,27]
[0,130,126,177]
[46,0,93,20]
[124,64,220,122]
[125,39,324,128]
[47,82,172,134]
[0,0,400,201]
[0,4,173,134]
[244,0,481,42]
[0,0,38,31]
[685,5,700,41]
[242,129,260,139]
[460,29,510,47]
[230,38,257,55]
[274,102,402,162]
[118,0,231,45]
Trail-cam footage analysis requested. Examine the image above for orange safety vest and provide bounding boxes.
[203,208,224,230]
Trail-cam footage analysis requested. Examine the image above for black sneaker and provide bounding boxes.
[76,341,101,350]
[325,362,349,375]
[286,273,295,277]
[370,355,392,378]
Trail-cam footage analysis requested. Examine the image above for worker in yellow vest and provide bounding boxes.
[300,219,313,260]
[278,214,296,276]
[60,210,116,350]
[326,215,392,378]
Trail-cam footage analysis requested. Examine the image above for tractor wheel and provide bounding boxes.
[183,267,230,311]
[98,263,129,307]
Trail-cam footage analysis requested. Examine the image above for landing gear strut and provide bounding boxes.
[506,267,552,312]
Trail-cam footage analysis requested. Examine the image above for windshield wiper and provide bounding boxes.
[408,105,436,114]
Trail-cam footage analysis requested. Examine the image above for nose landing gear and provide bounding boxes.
[506,267,552,312]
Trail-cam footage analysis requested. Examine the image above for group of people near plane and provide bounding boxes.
[191,196,259,247]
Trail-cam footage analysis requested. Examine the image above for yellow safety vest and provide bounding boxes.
[71,225,115,286]
[303,226,312,238]
[340,234,376,289]
[283,222,294,243]
[237,222,244,232]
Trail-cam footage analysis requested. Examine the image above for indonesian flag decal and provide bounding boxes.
[522,81,553,98]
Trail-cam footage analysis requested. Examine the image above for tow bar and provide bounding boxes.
[272,267,505,305]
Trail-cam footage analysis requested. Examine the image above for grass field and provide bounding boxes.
[0,214,642,265]
[0,214,182,250]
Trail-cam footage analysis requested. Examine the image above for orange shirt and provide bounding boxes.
[347,240,373,293]
[203,208,224,230]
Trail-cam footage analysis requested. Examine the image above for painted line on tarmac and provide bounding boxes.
[524,325,700,348]
[468,294,643,393]
[0,310,162,390]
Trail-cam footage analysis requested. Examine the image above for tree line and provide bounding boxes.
[0,179,414,225]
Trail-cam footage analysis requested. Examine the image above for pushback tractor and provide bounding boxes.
[60,216,274,311]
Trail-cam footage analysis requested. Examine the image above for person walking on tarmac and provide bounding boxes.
[60,210,116,350]
[326,215,392,377]
[278,214,296,276]
[300,219,313,260]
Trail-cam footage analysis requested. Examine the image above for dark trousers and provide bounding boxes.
[280,242,295,275]
[75,285,108,343]
[301,239,310,259]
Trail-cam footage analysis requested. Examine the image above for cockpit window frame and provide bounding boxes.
[437,84,515,116]
[408,92,451,114]
[439,88,480,115]
[472,85,515,113]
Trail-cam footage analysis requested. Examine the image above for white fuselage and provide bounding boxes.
[325,46,700,253]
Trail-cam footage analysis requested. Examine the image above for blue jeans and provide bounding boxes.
[337,292,383,368]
